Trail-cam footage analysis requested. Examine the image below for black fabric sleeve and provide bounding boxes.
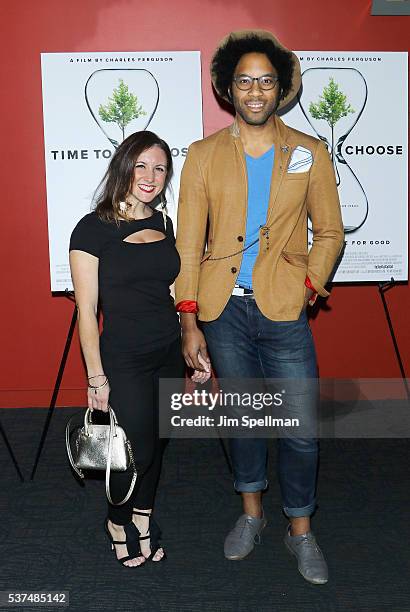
[69,213,103,257]
[165,215,175,243]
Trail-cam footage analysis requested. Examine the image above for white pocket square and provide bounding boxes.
[287,146,313,173]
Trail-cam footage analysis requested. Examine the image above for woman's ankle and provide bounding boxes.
[108,520,125,531]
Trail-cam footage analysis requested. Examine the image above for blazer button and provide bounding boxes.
[237,235,244,242]
[231,267,237,273]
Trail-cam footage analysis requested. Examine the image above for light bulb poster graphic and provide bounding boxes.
[283,52,408,283]
[41,52,203,292]
[85,71,159,147]
[305,70,368,234]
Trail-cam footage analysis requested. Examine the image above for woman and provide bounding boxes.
[70,131,208,568]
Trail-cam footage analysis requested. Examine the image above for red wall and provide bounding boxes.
[0,0,408,408]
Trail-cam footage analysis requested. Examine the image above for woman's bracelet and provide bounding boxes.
[87,374,105,380]
[88,377,108,393]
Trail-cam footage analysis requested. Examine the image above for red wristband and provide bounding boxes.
[304,276,316,292]
[176,300,199,314]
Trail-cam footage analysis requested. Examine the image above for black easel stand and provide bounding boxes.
[0,418,24,482]
[30,291,77,480]
[378,278,410,400]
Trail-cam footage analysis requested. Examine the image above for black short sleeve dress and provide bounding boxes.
[70,210,181,352]
[69,209,183,523]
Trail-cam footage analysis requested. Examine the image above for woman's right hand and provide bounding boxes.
[87,375,110,412]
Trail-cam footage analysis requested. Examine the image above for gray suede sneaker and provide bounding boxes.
[224,513,267,560]
[284,525,328,584]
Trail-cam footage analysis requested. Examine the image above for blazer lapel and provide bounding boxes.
[231,131,249,224]
[265,117,292,226]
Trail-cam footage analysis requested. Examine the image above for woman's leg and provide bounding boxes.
[131,337,185,561]
[101,347,160,566]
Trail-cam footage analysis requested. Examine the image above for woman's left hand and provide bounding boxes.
[191,352,212,384]
[87,375,110,412]
[191,369,211,384]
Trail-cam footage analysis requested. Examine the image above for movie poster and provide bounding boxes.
[284,51,408,282]
[41,52,203,291]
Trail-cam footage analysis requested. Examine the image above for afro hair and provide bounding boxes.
[211,34,294,102]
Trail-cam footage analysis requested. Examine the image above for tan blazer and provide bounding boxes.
[175,116,344,322]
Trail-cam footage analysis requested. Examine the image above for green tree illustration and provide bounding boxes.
[98,79,146,141]
[309,77,355,159]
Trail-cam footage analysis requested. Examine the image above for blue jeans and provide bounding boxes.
[201,296,319,518]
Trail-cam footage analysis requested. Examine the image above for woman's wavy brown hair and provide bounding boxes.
[94,131,173,223]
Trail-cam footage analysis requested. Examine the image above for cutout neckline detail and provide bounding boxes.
[123,229,166,244]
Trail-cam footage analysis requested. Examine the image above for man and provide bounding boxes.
[175,30,344,584]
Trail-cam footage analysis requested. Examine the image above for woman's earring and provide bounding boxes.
[160,194,167,231]
[119,201,127,213]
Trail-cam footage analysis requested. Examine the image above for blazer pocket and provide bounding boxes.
[285,171,310,181]
[281,251,308,268]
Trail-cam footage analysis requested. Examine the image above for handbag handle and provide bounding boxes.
[84,405,119,434]
[105,406,137,505]
[65,406,137,506]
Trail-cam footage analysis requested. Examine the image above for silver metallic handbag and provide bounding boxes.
[65,406,137,505]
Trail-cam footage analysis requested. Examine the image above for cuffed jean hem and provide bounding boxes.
[283,500,317,518]
[234,479,268,493]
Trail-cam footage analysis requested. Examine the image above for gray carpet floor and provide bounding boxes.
[1,406,409,612]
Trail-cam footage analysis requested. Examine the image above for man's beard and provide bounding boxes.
[233,97,279,126]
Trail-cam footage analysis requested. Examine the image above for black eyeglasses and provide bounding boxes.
[232,74,279,91]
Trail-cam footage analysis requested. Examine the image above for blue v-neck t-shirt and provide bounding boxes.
[237,145,275,289]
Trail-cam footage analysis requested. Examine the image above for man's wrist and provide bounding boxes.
[180,312,199,331]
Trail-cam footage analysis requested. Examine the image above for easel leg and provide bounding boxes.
[378,279,410,400]
[218,436,233,474]
[30,296,78,480]
[0,418,24,482]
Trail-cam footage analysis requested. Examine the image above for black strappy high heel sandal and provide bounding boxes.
[132,510,166,562]
[104,518,146,567]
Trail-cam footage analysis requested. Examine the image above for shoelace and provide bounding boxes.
[296,535,321,556]
[239,517,262,544]
[239,517,251,538]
